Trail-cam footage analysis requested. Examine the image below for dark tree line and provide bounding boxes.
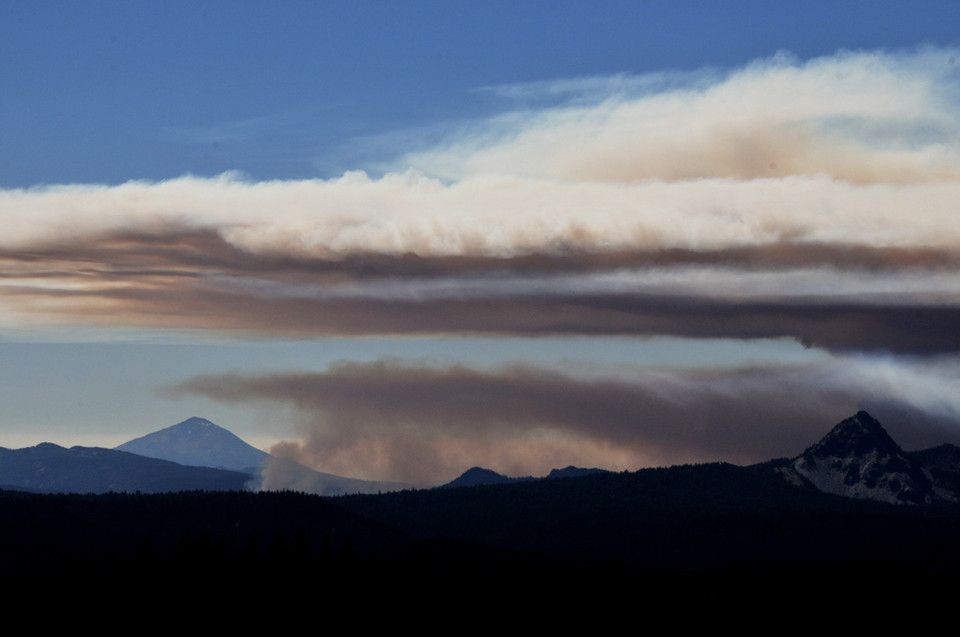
[5,463,960,611]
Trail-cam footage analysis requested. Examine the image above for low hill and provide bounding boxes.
[440,465,609,488]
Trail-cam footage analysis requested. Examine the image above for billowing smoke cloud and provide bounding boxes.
[1,223,958,352]
[172,356,960,485]
[1,48,959,353]
[404,48,960,184]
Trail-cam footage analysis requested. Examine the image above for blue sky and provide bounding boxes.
[2,2,960,486]
[5,1,960,187]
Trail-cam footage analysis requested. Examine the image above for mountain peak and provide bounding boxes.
[442,467,513,488]
[32,442,66,452]
[789,411,937,505]
[803,410,903,460]
[545,466,610,479]
[181,416,214,424]
[173,416,219,430]
[115,417,269,472]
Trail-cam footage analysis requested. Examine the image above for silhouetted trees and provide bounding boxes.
[4,464,960,608]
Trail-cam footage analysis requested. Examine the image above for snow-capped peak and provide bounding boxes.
[788,411,939,505]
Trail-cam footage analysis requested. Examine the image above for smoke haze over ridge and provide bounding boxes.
[172,356,960,484]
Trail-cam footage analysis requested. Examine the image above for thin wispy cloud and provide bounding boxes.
[406,48,960,183]
[157,103,352,145]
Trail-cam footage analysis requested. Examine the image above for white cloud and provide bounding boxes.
[405,47,960,184]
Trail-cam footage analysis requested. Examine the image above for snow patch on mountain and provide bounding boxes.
[785,411,950,505]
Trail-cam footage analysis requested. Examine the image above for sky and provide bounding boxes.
[2,1,960,487]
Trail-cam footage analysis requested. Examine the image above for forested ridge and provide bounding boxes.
[4,462,960,609]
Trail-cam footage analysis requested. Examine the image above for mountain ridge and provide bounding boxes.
[0,442,253,494]
[441,464,611,488]
[4,410,960,504]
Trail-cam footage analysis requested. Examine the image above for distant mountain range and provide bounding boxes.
[2,410,960,504]
[441,465,610,488]
[0,417,407,495]
[0,415,611,496]
[443,411,960,505]
[6,408,960,612]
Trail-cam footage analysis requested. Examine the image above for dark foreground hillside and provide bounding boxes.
[4,463,960,618]
[340,462,960,572]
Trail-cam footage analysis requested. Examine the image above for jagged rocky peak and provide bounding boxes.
[803,411,902,460]
[790,410,939,505]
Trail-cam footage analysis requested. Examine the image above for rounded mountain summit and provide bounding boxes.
[114,417,269,473]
